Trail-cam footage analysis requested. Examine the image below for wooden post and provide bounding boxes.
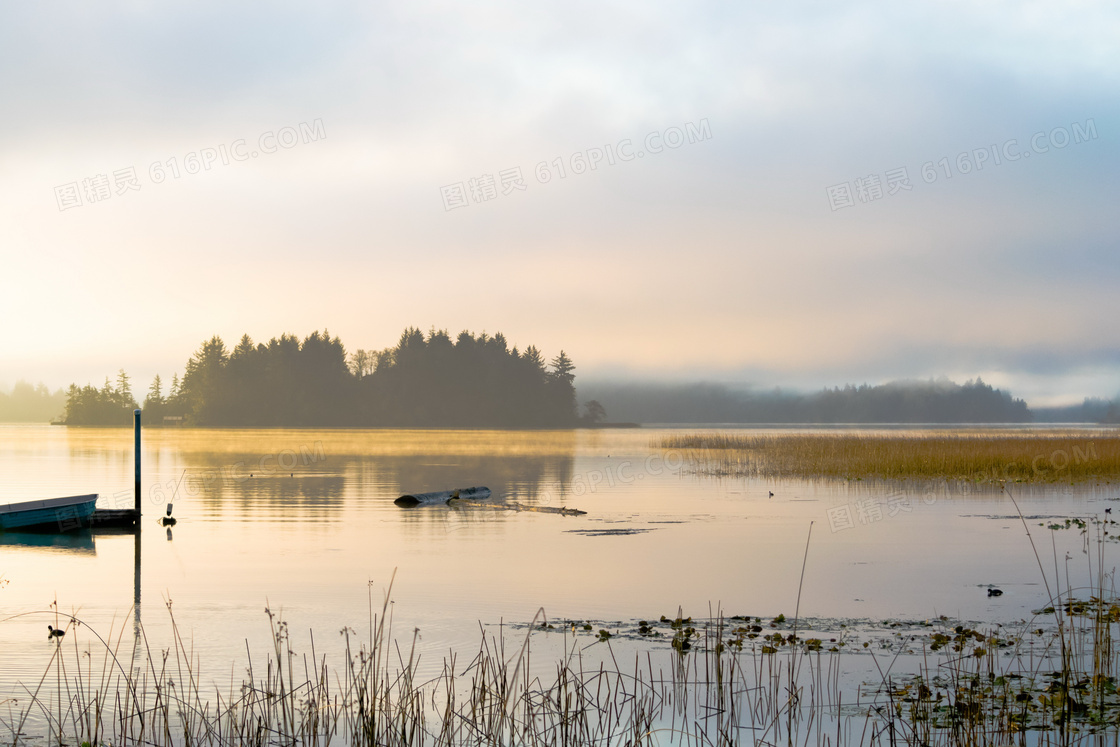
[134,409,141,523]
[133,408,142,636]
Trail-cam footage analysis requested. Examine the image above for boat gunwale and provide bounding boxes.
[0,494,99,516]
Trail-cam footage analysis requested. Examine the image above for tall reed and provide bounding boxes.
[5,535,1120,745]
[658,430,1120,483]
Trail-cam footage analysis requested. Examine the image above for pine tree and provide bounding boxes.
[550,351,575,385]
[116,370,132,404]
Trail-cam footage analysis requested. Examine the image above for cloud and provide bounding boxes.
[1,0,1117,401]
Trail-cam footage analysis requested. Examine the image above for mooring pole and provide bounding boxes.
[133,409,141,636]
[134,409,142,523]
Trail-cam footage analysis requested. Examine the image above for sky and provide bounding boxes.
[1,0,1117,406]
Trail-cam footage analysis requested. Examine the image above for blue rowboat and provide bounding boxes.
[0,494,98,531]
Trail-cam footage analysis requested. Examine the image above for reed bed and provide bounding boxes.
[658,430,1120,483]
[6,519,1120,746]
[3,595,828,747]
[7,598,1120,746]
[7,588,1120,745]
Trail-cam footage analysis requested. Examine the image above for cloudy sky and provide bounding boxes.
[1,0,1117,405]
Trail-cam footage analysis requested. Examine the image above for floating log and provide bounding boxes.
[395,486,491,507]
[450,500,586,517]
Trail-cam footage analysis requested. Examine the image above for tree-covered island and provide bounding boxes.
[62,328,584,427]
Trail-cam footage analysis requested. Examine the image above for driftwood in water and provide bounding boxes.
[450,500,586,517]
[394,486,585,516]
[394,486,491,507]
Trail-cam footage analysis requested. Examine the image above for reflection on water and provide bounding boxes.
[0,528,96,554]
[0,424,1118,707]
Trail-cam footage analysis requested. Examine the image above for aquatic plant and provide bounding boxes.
[4,516,1120,745]
[658,430,1120,483]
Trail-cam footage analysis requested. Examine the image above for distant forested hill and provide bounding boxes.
[0,382,65,422]
[577,378,1042,424]
[62,328,579,427]
[1032,397,1115,423]
[50,336,1118,428]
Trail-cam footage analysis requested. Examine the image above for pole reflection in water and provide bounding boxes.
[133,526,141,638]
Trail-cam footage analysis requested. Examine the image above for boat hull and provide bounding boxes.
[0,494,98,531]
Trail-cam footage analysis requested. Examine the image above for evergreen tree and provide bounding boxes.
[116,370,132,406]
[546,351,577,424]
[143,374,165,421]
[550,351,575,385]
[180,336,229,424]
[147,375,163,405]
[61,374,137,425]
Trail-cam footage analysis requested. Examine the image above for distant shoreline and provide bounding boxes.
[11,420,1117,430]
[36,421,643,430]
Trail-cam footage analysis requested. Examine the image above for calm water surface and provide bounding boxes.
[1,424,1116,697]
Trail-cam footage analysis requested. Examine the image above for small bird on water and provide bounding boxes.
[769,491,774,498]
[988,588,1003,597]
[48,625,65,639]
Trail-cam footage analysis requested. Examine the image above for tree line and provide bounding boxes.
[577,378,1044,424]
[0,381,67,422]
[62,328,583,427]
[49,335,1120,427]
[1033,397,1116,423]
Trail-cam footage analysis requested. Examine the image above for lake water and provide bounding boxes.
[1,424,1117,731]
